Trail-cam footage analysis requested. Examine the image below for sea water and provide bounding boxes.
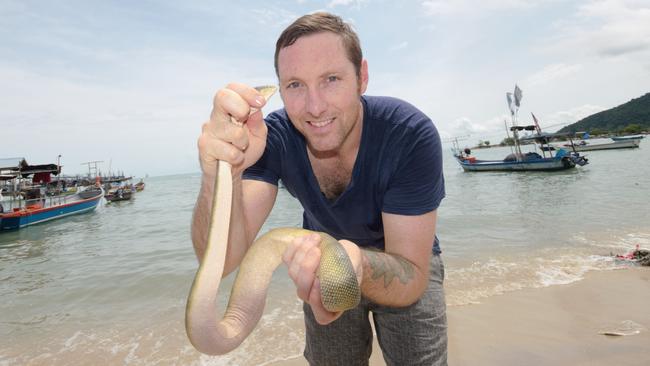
[1,143,649,365]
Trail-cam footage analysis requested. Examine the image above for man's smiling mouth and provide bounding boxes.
[308,118,335,128]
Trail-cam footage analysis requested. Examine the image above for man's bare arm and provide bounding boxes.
[358,210,437,307]
[191,176,277,276]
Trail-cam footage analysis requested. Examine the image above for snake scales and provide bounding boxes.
[185,85,361,355]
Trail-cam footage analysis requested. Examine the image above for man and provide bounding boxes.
[193,12,446,366]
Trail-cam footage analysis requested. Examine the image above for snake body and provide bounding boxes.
[185,86,361,355]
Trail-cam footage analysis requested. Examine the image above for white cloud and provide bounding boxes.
[449,116,498,137]
[0,42,272,176]
[421,0,536,16]
[523,63,583,86]
[541,0,650,59]
[251,7,300,27]
[328,0,369,9]
[547,104,605,127]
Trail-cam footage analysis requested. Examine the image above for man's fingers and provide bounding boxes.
[284,234,322,302]
[204,84,270,162]
[229,125,249,151]
[294,245,320,301]
[197,133,245,169]
[227,82,269,112]
[210,88,248,124]
[246,110,268,140]
[198,83,273,177]
[211,83,267,124]
[309,280,343,325]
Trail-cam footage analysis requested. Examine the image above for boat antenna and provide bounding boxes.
[443,135,469,157]
[81,161,103,180]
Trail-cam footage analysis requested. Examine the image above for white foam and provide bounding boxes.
[444,246,634,306]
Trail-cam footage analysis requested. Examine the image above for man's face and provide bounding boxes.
[277,32,368,154]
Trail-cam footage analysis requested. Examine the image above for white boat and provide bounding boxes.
[560,138,641,152]
[611,134,645,141]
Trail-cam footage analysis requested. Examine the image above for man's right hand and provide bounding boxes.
[197,83,270,178]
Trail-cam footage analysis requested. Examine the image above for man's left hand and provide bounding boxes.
[282,233,363,325]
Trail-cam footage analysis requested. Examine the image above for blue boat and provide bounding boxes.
[452,86,588,172]
[0,157,104,231]
[454,128,588,172]
[454,152,581,172]
[0,188,103,231]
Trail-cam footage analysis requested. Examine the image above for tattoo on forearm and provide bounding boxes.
[363,249,415,288]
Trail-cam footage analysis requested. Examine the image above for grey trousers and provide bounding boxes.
[303,255,448,366]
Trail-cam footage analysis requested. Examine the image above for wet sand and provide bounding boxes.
[270,267,650,365]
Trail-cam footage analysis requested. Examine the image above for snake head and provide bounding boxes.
[255,85,278,101]
[317,235,362,312]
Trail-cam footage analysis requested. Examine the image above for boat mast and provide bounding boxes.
[504,119,515,156]
[81,160,103,183]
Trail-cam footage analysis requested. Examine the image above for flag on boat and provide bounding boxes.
[514,84,523,107]
[506,93,515,116]
[531,112,542,134]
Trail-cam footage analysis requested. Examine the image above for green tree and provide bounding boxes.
[500,137,515,146]
[559,92,650,134]
[589,127,606,136]
[622,123,643,134]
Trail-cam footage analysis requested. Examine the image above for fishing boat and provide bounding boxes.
[0,187,103,231]
[104,186,134,202]
[611,134,645,142]
[454,128,588,172]
[100,174,136,203]
[134,179,145,192]
[559,137,641,152]
[453,85,588,172]
[0,157,104,231]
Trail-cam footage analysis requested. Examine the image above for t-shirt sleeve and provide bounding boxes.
[382,118,445,215]
[242,116,282,186]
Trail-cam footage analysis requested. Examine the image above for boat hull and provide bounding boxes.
[0,190,103,231]
[105,190,134,202]
[566,139,640,152]
[457,157,575,172]
[611,135,645,142]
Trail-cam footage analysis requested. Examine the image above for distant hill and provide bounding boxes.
[558,92,650,133]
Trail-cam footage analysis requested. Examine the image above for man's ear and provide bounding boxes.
[359,59,369,94]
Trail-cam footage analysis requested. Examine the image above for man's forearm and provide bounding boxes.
[359,249,430,307]
[191,174,215,262]
[190,173,251,276]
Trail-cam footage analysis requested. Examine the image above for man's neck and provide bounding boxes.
[307,101,364,200]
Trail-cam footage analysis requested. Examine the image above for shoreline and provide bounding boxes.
[269,266,650,365]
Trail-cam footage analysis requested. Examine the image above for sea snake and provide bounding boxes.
[185,85,361,355]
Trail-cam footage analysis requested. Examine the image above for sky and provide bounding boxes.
[1,0,649,177]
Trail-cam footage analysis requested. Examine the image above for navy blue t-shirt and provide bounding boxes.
[243,95,445,253]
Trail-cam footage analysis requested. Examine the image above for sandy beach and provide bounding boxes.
[270,267,650,366]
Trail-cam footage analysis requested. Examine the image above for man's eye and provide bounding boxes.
[287,81,301,89]
[327,76,338,82]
